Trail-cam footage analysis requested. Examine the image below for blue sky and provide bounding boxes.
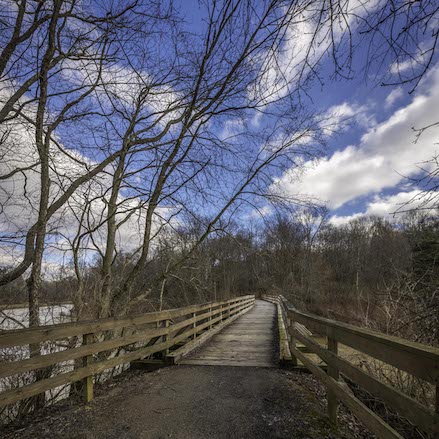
[1,0,438,275]
[95,1,439,227]
[177,0,439,225]
[297,66,439,224]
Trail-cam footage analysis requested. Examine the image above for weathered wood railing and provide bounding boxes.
[263,294,439,439]
[0,295,255,409]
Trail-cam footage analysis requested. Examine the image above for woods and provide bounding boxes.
[0,0,437,353]
[2,209,437,347]
[0,0,327,317]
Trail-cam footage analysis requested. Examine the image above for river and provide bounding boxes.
[0,303,74,330]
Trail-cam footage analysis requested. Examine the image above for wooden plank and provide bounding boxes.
[192,355,273,364]
[0,336,178,407]
[166,299,251,340]
[193,352,273,360]
[0,296,255,348]
[214,334,273,342]
[162,319,170,356]
[208,305,212,330]
[276,303,292,365]
[0,311,206,379]
[181,300,276,368]
[0,306,240,408]
[291,328,439,436]
[288,307,439,384]
[181,358,274,367]
[200,345,273,354]
[289,344,404,439]
[286,305,298,367]
[0,299,254,379]
[166,302,253,364]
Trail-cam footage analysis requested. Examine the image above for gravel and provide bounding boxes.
[1,366,366,439]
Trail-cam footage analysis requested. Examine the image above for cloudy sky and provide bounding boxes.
[274,66,439,225]
[183,0,439,226]
[1,1,438,276]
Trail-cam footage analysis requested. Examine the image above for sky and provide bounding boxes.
[1,0,438,276]
[180,0,439,226]
[276,66,439,225]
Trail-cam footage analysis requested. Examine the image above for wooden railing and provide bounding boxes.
[0,295,255,409]
[263,294,439,439]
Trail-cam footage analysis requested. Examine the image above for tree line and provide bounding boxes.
[2,209,437,348]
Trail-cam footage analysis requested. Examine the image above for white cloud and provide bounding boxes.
[329,189,439,226]
[218,118,244,141]
[389,43,431,77]
[384,87,404,109]
[273,66,439,209]
[321,102,374,133]
[0,51,185,272]
[329,212,362,226]
[252,0,381,106]
[0,109,170,272]
[248,205,273,219]
[61,59,183,130]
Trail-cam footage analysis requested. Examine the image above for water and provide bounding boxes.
[1,304,76,420]
[0,303,128,423]
[0,303,74,330]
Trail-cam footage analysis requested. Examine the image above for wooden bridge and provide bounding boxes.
[181,299,276,368]
[0,295,438,438]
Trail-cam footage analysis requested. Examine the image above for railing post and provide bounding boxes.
[192,312,197,339]
[435,384,438,423]
[327,336,339,426]
[162,319,170,356]
[82,333,94,403]
[288,311,298,367]
[208,305,212,330]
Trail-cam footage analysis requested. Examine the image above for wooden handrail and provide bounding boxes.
[0,295,255,408]
[0,295,254,347]
[262,294,439,438]
[0,299,252,379]
[289,306,438,383]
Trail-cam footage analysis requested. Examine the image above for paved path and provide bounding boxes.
[181,299,276,367]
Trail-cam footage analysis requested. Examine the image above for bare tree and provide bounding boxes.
[5,0,436,319]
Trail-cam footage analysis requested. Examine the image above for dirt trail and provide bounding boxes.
[2,366,354,439]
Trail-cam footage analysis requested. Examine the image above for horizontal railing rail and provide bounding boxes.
[0,295,255,408]
[262,294,439,439]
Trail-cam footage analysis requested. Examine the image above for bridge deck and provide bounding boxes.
[181,299,276,367]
